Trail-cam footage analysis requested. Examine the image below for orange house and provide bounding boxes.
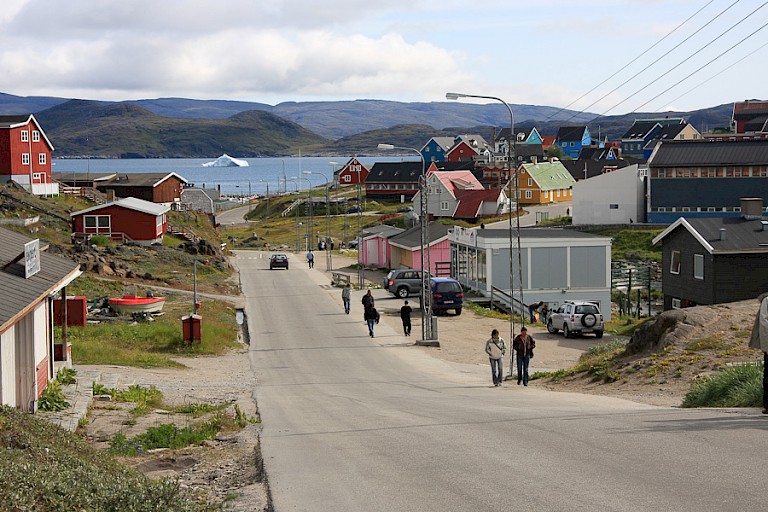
[515,161,575,204]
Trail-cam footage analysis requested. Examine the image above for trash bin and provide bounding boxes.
[182,314,202,342]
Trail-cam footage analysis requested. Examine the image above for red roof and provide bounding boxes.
[541,135,557,149]
[453,189,502,219]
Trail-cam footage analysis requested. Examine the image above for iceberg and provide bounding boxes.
[202,154,249,167]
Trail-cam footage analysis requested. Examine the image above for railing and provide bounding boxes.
[282,198,304,217]
[331,272,351,287]
[488,285,529,318]
[167,225,201,242]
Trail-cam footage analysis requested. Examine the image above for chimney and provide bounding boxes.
[719,228,726,241]
[106,189,115,201]
[740,197,763,220]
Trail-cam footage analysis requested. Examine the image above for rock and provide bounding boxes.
[625,309,687,355]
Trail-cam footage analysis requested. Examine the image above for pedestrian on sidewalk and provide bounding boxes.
[362,289,375,309]
[307,249,314,268]
[513,326,536,386]
[364,305,379,338]
[341,283,352,314]
[484,329,506,386]
[400,300,412,336]
[749,293,768,414]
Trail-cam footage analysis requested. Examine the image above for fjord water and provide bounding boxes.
[52,156,404,195]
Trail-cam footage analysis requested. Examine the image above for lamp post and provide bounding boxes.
[259,180,271,220]
[354,165,364,289]
[304,171,332,271]
[377,143,434,342]
[281,177,302,252]
[299,176,313,252]
[447,92,524,377]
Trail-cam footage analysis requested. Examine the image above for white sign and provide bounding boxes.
[453,226,477,246]
[24,239,41,278]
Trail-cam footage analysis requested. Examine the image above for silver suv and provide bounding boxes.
[383,269,424,298]
[547,301,604,338]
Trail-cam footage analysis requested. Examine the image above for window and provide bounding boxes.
[440,201,449,211]
[22,153,29,165]
[525,190,532,199]
[20,130,28,142]
[658,170,666,177]
[32,131,40,142]
[527,178,532,186]
[694,254,704,280]
[670,250,681,275]
[672,298,682,309]
[38,153,46,165]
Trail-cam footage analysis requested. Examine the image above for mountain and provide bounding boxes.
[0,91,737,157]
[34,100,329,158]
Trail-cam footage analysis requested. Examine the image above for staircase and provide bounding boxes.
[168,225,201,242]
[282,198,304,217]
[82,187,109,205]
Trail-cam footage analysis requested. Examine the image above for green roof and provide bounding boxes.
[520,161,575,191]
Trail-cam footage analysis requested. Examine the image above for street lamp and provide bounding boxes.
[304,171,332,271]
[299,176,313,252]
[377,143,434,342]
[447,92,524,377]
[281,177,302,252]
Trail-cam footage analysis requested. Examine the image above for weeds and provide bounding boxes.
[682,362,763,408]
[110,414,228,456]
[37,381,70,412]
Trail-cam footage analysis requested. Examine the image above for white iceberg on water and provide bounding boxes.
[202,154,249,167]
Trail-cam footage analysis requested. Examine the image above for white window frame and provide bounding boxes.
[670,250,681,275]
[525,190,532,199]
[38,153,46,165]
[440,201,449,211]
[32,130,40,142]
[671,298,682,309]
[83,214,111,234]
[20,130,29,142]
[21,153,29,165]
[693,254,704,280]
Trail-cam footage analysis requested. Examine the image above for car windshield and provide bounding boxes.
[575,305,599,315]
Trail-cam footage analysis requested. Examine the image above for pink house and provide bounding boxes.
[359,225,404,269]
[388,223,452,275]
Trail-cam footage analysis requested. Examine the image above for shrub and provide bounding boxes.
[37,381,70,412]
[682,363,763,408]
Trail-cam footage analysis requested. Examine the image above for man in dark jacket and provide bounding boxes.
[512,326,536,386]
[400,300,412,336]
[364,306,379,338]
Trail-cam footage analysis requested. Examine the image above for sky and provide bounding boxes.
[1,0,766,114]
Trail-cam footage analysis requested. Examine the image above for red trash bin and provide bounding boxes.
[182,314,202,342]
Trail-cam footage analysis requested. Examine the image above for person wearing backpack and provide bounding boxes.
[484,328,506,386]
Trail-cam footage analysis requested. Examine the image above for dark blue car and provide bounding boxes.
[430,278,464,316]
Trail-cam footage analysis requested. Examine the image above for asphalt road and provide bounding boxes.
[235,250,768,512]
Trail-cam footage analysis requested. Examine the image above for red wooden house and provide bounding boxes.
[336,157,369,186]
[0,114,56,195]
[71,197,170,245]
[445,135,490,162]
[95,172,188,203]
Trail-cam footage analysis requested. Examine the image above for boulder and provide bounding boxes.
[625,309,687,355]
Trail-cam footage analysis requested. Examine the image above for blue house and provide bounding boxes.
[556,126,591,159]
[421,137,455,163]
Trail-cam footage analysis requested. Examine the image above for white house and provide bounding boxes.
[572,164,645,225]
[450,226,612,318]
[0,227,81,412]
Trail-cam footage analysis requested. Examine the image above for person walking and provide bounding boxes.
[362,289,375,310]
[364,305,379,338]
[400,300,412,336]
[749,294,768,414]
[513,326,536,386]
[341,283,352,314]
[484,329,506,386]
[306,249,314,269]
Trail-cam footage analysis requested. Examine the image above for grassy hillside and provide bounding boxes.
[36,100,329,158]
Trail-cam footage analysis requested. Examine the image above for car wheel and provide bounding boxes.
[397,287,409,298]
[581,314,597,328]
[455,308,462,316]
[547,320,557,334]
[595,330,604,338]
[563,324,571,338]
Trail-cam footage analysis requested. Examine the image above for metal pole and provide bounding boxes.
[193,259,198,315]
[305,172,332,271]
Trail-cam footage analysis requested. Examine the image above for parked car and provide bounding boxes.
[384,269,425,298]
[269,253,289,270]
[430,278,464,316]
[547,300,604,338]
[346,206,362,214]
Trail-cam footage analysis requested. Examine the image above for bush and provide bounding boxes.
[682,363,763,408]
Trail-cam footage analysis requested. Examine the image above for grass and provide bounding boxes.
[0,405,212,511]
[587,228,664,262]
[604,315,653,336]
[110,414,231,455]
[682,362,763,408]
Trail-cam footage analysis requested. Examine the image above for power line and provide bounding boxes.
[564,0,743,123]
[595,1,768,117]
[545,0,715,121]
[631,20,768,113]
[651,40,768,110]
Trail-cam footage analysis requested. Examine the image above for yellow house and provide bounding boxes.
[514,160,575,204]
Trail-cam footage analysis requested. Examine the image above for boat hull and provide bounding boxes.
[109,295,166,315]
